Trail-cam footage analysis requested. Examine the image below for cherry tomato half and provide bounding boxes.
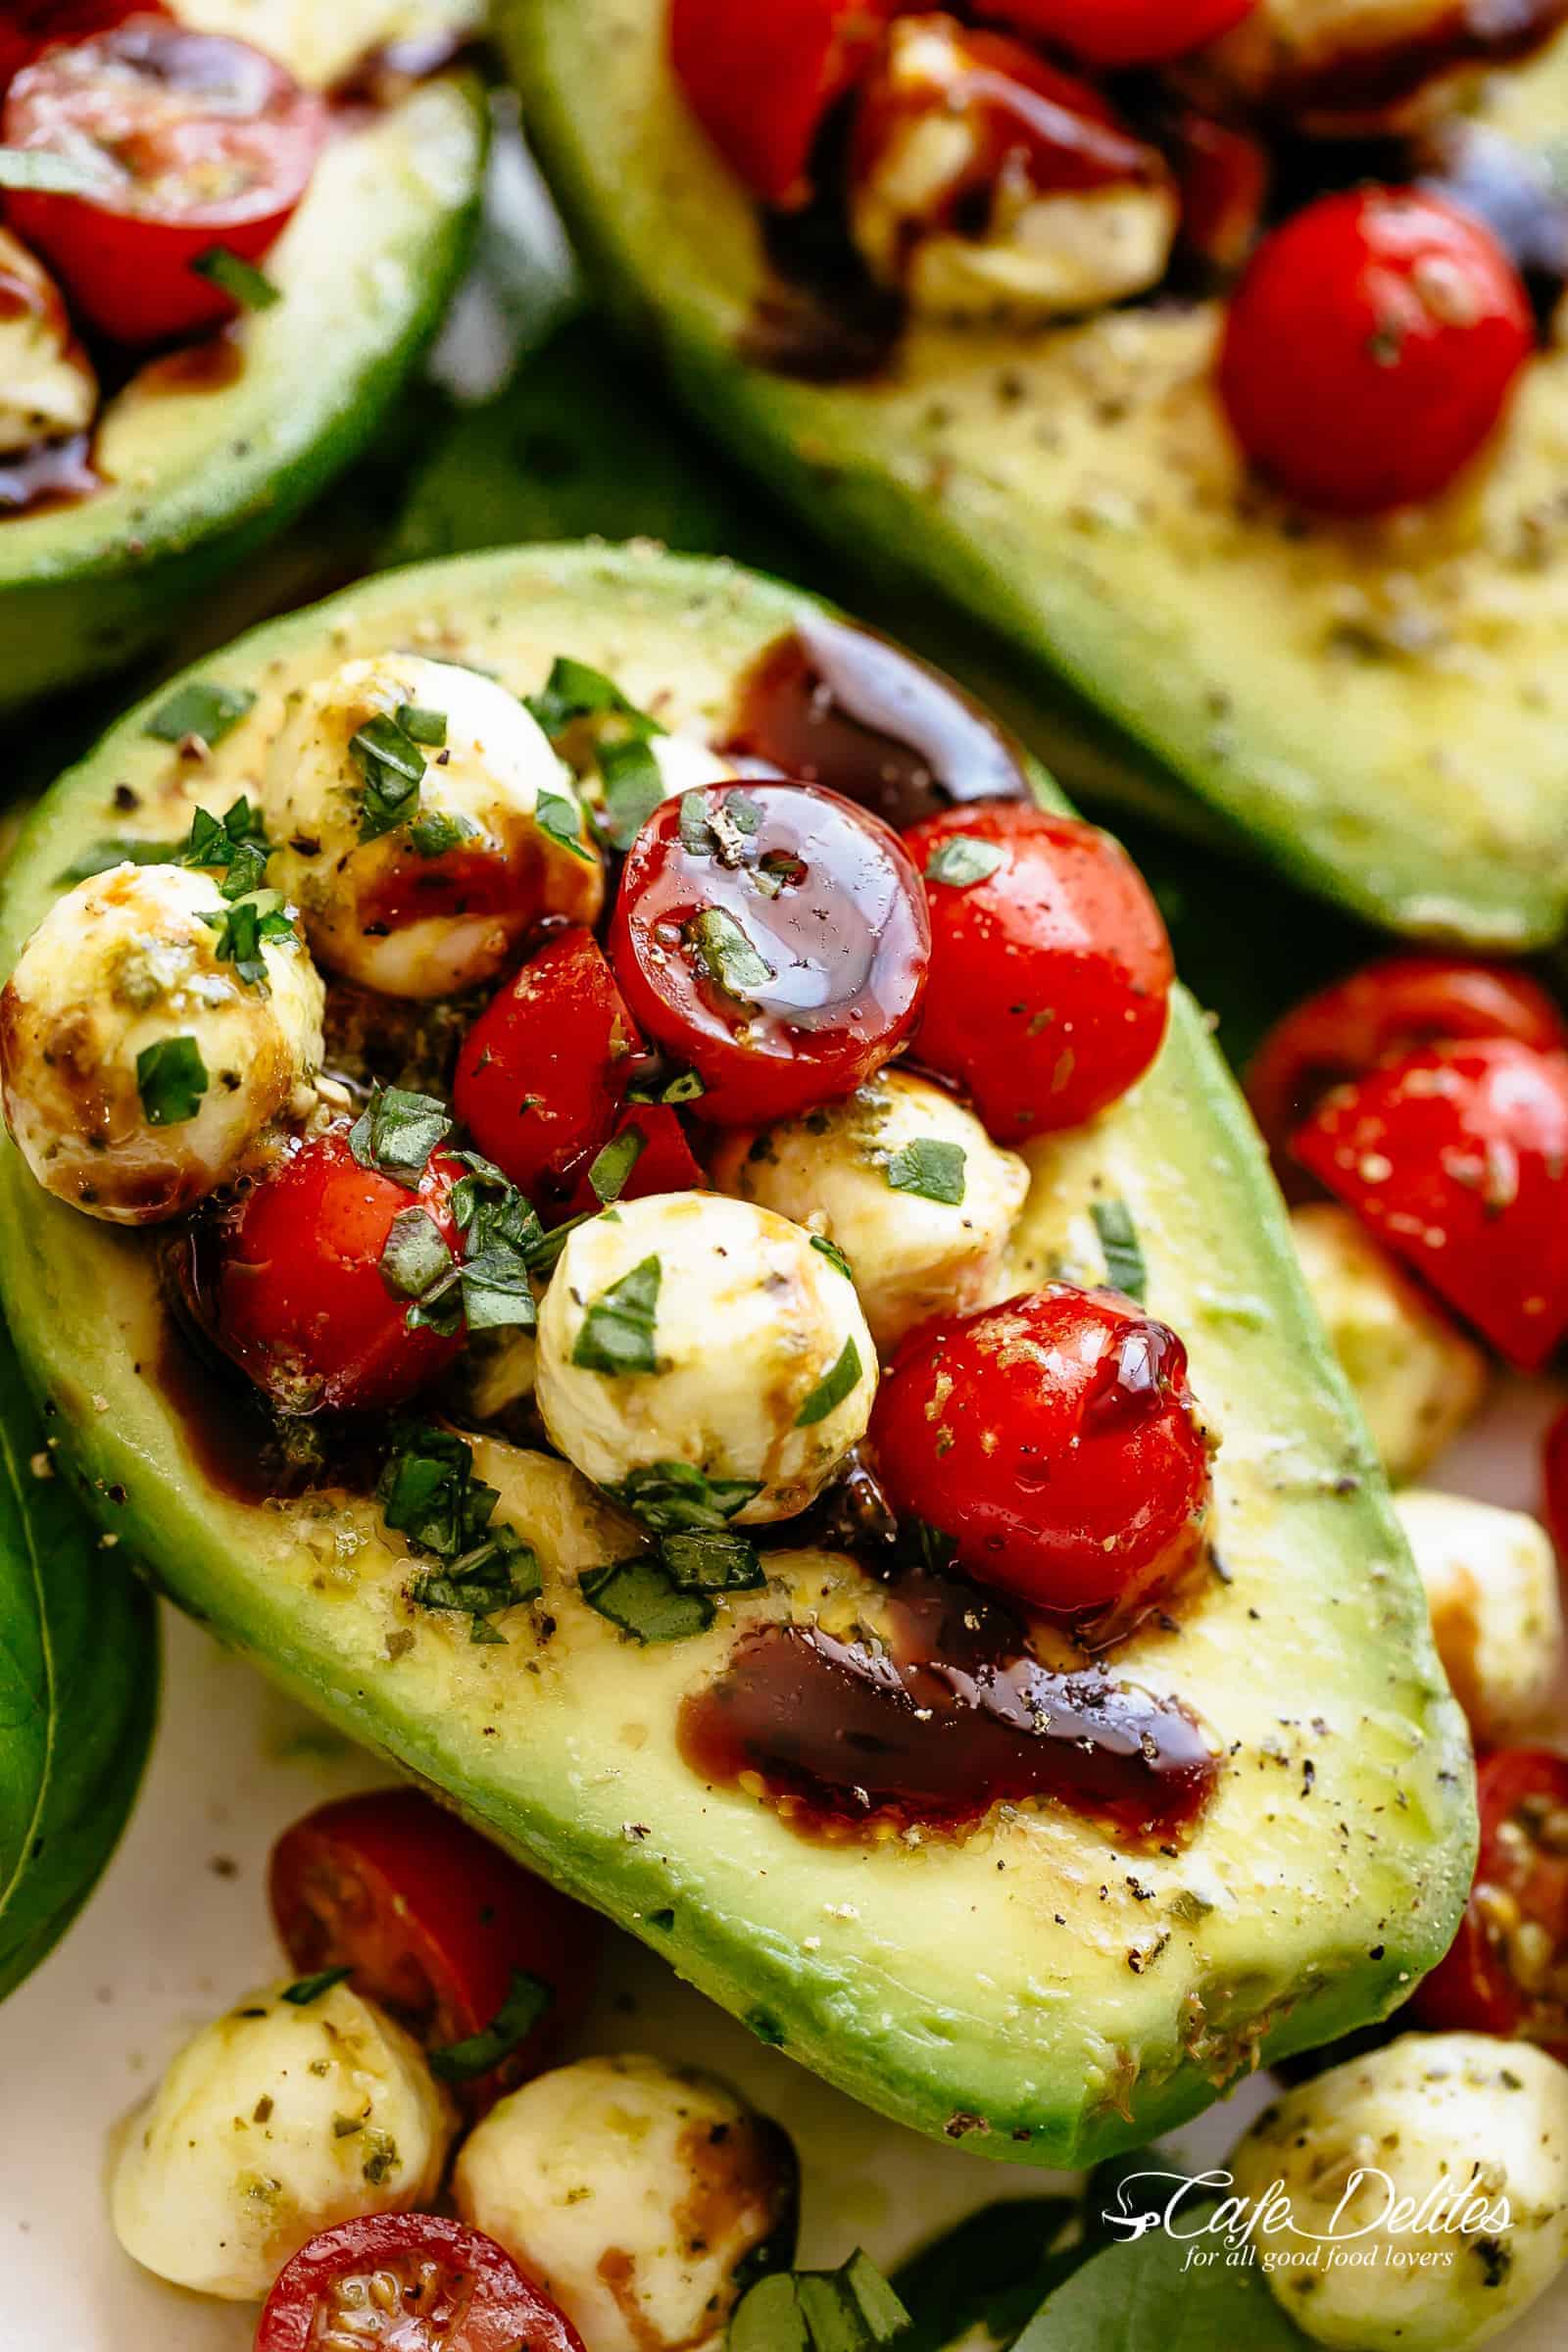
[3,17,326,345]
[214,1127,466,1414]
[871,1286,1213,1631]
[255,2214,585,2352]
[976,0,1256,68]
[669,0,899,207]
[564,1102,706,1218]
[1293,1038,1568,1371]
[1410,1748,1568,2058]
[611,781,931,1128]
[454,928,644,1216]
[270,1789,603,2114]
[1219,187,1534,515]
[904,802,1172,1141]
[1247,955,1568,1169]
[0,0,170,89]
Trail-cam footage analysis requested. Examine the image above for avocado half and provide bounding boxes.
[0,544,1475,2166]
[0,1,486,711]
[500,0,1568,949]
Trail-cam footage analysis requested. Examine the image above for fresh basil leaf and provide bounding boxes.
[608,1461,761,1533]
[730,2253,910,2352]
[179,797,271,901]
[146,681,256,748]
[689,906,773,999]
[460,1243,539,1335]
[349,1086,453,1187]
[536,789,594,863]
[379,1207,457,1304]
[571,1255,662,1377]
[885,1141,966,1206]
[429,1968,555,2083]
[409,1533,542,1631]
[56,836,179,884]
[0,146,116,196]
[599,734,666,851]
[1010,2203,1314,2352]
[396,703,449,747]
[525,655,662,741]
[796,1337,862,1429]
[135,1036,208,1127]
[376,1424,477,1558]
[190,245,280,310]
[679,791,715,857]
[352,711,428,842]
[409,808,476,859]
[201,889,294,990]
[0,1327,158,2006]
[660,1528,764,1592]
[923,837,1005,889]
[1091,1198,1149,1304]
[588,1124,647,1206]
[809,1234,854,1280]
[890,2199,1074,2352]
[280,1967,353,2007]
[579,1554,714,1643]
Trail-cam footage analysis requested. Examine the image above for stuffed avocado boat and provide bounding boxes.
[0,0,485,711]
[0,541,1473,2166]
[503,0,1568,949]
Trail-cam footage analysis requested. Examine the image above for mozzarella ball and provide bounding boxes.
[266,654,603,998]
[1396,1490,1564,1743]
[0,226,97,456]
[710,1071,1027,1355]
[0,861,323,1223]
[1291,1203,1488,1481]
[852,18,1176,322]
[453,2054,796,2352]
[1188,0,1504,131]
[535,1193,875,1523]
[110,1978,455,2301]
[1231,2034,1568,2350]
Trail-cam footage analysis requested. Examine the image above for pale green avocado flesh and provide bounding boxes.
[502,0,1568,948]
[0,30,485,710]
[0,545,1474,2165]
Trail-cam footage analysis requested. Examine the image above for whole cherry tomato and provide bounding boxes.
[453,928,643,1217]
[611,780,930,1128]
[254,2214,585,2352]
[213,1127,466,1413]
[270,1789,603,2115]
[563,1102,706,1218]
[1410,1748,1568,2058]
[1219,187,1534,514]
[1247,955,1568,1168]
[975,0,1256,67]
[668,0,900,207]
[4,17,326,345]
[904,802,1172,1141]
[870,1286,1213,1631]
[1293,1038,1568,1371]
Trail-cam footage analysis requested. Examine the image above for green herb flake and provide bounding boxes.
[135,1036,208,1128]
[353,712,427,842]
[608,1461,761,1532]
[885,1139,966,1207]
[378,1422,542,1640]
[179,797,271,902]
[190,245,280,310]
[1091,1198,1149,1304]
[201,889,295,990]
[429,1969,555,2084]
[688,906,773,1001]
[146,680,256,748]
[730,2252,911,2352]
[536,789,594,863]
[280,1967,353,2008]
[579,1554,714,1643]
[525,656,661,742]
[379,1207,456,1307]
[571,1254,662,1377]
[409,808,476,860]
[349,1086,454,1188]
[396,704,448,747]
[588,1124,647,1206]
[796,1336,862,1429]
[924,836,1005,889]
[57,836,180,884]
[599,734,665,851]
[809,1234,854,1280]
[660,1527,764,1593]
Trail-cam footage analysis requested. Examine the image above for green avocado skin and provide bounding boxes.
[0,74,487,713]
[0,546,1477,2168]
[502,0,1568,949]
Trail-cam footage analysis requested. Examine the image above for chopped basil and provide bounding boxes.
[1091,1198,1148,1304]
[409,808,476,859]
[429,1969,554,2084]
[809,1234,854,1280]
[688,906,773,1000]
[523,1209,592,1279]
[349,1086,453,1187]
[678,789,761,864]
[796,1336,862,1429]
[379,1207,457,1310]
[190,245,280,310]
[579,1554,714,1643]
[180,797,270,900]
[661,1068,707,1104]
[571,1254,662,1377]
[524,658,667,852]
[535,789,594,863]
[396,703,448,747]
[598,735,665,852]
[353,711,428,842]
[730,2252,911,2352]
[608,1460,761,1533]
[202,889,295,989]
[923,836,1005,889]
[525,655,659,741]
[378,1423,542,1642]
[58,836,180,883]
[409,1544,543,1640]
[587,1124,647,1205]
[280,1967,353,2008]
[660,1528,764,1592]
[452,1167,545,1334]
[135,1036,208,1127]
[885,1140,966,1206]
[0,146,115,196]
[146,680,256,748]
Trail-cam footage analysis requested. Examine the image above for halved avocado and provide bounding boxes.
[501,0,1568,949]
[0,1,486,711]
[0,544,1474,2166]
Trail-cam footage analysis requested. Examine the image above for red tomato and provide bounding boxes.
[214,1128,466,1414]
[270,1789,603,2114]
[255,2214,585,2352]
[976,0,1256,66]
[453,928,644,1216]
[611,781,930,1128]
[1219,187,1534,514]
[1293,1038,1568,1371]
[0,1,170,87]
[1410,1748,1568,2057]
[669,0,899,207]
[3,17,326,345]
[904,802,1172,1142]
[1247,956,1568,1168]
[563,1102,706,1218]
[870,1287,1213,1631]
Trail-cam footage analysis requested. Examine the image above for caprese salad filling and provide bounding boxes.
[0,613,1224,1849]
[670,0,1568,514]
